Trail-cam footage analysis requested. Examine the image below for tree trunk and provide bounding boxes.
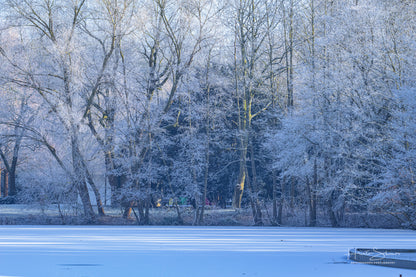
[174,202,184,225]
[105,150,122,207]
[309,190,317,227]
[232,164,246,209]
[0,141,20,198]
[3,171,8,197]
[278,198,283,225]
[232,126,248,209]
[108,173,121,206]
[249,140,263,225]
[290,177,295,209]
[72,131,105,217]
[71,136,95,220]
[123,200,135,219]
[77,179,95,221]
[283,0,295,108]
[272,170,280,226]
[245,168,263,226]
[85,168,105,216]
[193,203,201,226]
[144,197,150,225]
[306,177,317,227]
[199,77,211,225]
[311,159,318,226]
[8,171,16,197]
[278,177,285,225]
[327,191,338,227]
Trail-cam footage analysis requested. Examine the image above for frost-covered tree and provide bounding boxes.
[265,0,416,227]
[2,0,107,220]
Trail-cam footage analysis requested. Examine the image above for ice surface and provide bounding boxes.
[0,226,415,276]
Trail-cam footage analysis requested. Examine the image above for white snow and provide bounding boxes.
[0,226,415,276]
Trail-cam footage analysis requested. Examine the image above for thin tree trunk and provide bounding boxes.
[144,195,150,225]
[8,171,16,198]
[278,198,283,225]
[272,170,279,226]
[199,51,212,225]
[245,168,263,226]
[193,204,200,226]
[233,161,246,209]
[290,177,295,209]
[283,0,295,108]
[278,176,285,225]
[3,171,8,197]
[306,176,317,227]
[311,159,318,226]
[174,202,184,225]
[232,11,248,209]
[327,190,338,227]
[249,139,263,225]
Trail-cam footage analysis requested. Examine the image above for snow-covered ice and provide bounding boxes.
[0,226,415,276]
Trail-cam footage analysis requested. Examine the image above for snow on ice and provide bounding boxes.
[0,226,415,276]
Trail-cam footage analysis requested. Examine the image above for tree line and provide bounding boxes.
[0,0,415,227]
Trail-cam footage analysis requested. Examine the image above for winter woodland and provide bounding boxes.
[0,0,415,227]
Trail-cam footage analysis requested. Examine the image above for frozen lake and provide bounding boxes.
[0,226,415,276]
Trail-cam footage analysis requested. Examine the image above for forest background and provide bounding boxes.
[0,0,415,228]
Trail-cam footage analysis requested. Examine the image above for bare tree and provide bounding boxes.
[230,0,282,225]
